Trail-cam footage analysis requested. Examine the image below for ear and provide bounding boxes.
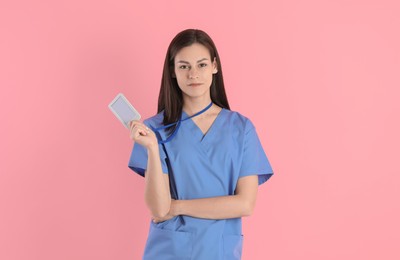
[212,57,218,74]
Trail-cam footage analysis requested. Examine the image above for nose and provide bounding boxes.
[188,67,199,79]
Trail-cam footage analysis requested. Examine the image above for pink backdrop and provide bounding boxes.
[1,0,399,259]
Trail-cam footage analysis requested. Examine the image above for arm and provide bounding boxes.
[128,120,171,218]
[144,144,171,218]
[172,175,258,219]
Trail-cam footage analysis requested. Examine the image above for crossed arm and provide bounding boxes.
[145,145,259,222]
[152,174,259,223]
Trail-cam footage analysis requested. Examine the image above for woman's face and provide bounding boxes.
[173,43,218,99]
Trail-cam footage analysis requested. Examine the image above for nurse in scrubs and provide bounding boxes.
[128,28,274,259]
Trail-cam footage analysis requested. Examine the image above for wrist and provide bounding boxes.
[147,143,159,153]
[171,199,184,216]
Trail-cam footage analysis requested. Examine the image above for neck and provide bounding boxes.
[182,96,213,116]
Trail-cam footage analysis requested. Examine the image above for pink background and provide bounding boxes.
[1,0,399,259]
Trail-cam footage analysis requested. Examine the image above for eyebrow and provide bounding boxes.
[176,58,208,64]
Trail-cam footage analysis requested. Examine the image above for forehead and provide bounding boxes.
[175,43,210,62]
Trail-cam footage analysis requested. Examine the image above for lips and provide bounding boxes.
[189,83,202,87]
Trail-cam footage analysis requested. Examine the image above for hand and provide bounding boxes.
[128,120,158,149]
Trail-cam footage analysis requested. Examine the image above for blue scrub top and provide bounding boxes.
[128,108,274,260]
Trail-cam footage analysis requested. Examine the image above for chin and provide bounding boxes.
[182,88,209,98]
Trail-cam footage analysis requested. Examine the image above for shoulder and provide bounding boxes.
[142,110,165,128]
[223,108,255,133]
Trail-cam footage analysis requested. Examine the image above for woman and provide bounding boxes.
[128,29,274,259]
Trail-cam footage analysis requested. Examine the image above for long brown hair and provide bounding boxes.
[157,28,230,135]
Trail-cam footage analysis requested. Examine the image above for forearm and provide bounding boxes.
[144,145,171,218]
[173,195,252,219]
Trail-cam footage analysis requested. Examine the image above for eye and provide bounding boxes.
[199,63,207,67]
[179,65,189,69]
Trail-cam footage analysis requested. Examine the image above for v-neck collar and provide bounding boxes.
[182,107,225,143]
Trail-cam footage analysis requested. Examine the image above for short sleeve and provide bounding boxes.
[127,121,169,177]
[239,119,274,185]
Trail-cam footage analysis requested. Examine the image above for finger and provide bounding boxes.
[129,120,140,126]
[129,120,141,130]
[131,122,151,133]
[134,127,148,137]
[131,124,149,136]
[139,129,148,136]
[138,125,152,135]
[130,120,147,129]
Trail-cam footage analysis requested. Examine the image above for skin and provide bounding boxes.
[129,43,259,223]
